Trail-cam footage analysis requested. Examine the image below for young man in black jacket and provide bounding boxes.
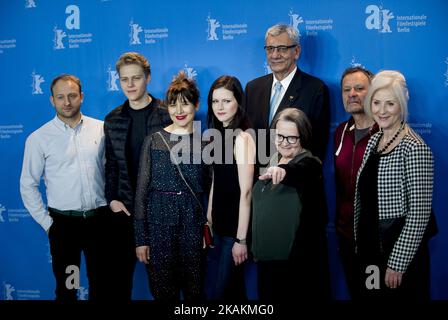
[103,52,171,300]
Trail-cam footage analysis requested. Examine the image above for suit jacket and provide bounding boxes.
[245,68,330,161]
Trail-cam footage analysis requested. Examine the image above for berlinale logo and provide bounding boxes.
[0,204,6,222]
[365,4,394,33]
[263,62,272,75]
[350,56,366,68]
[183,63,198,80]
[25,0,36,8]
[289,9,304,38]
[129,19,143,45]
[206,15,220,41]
[2,282,15,300]
[53,26,67,49]
[53,5,80,50]
[107,66,119,91]
[31,71,45,95]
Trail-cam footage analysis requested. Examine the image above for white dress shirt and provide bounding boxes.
[270,67,298,118]
[20,114,106,231]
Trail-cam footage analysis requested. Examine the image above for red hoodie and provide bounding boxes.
[333,117,379,240]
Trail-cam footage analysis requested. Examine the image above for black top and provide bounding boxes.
[127,103,153,190]
[275,150,331,299]
[211,135,240,237]
[357,152,381,263]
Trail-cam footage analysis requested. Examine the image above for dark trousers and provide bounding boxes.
[146,223,205,302]
[257,260,294,302]
[258,258,331,302]
[338,235,361,300]
[208,235,247,301]
[100,212,137,300]
[48,209,104,301]
[358,243,430,301]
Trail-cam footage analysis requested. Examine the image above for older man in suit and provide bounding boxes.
[245,24,330,163]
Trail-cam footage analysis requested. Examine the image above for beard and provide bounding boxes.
[350,109,365,115]
[345,101,365,115]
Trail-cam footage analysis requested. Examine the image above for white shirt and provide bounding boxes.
[270,67,298,118]
[20,114,106,231]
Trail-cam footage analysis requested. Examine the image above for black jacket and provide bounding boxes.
[279,151,331,299]
[245,68,330,161]
[104,97,171,214]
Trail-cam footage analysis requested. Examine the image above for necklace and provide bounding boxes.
[375,122,405,154]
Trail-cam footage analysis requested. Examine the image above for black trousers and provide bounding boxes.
[100,212,137,300]
[338,235,361,300]
[146,223,205,302]
[257,258,331,302]
[357,243,430,301]
[48,209,105,301]
[257,260,295,302]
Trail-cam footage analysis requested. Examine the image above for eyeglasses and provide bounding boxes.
[275,134,299,144]
[264,44,297,54]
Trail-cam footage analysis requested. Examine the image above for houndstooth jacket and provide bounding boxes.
[354,128,433,273]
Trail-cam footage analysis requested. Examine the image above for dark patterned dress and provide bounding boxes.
[134,129,208,301]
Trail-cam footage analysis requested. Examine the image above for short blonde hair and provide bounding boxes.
[364,70,409,122]
[116,52,151,77]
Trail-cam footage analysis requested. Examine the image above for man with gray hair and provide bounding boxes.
[245,23,330,162]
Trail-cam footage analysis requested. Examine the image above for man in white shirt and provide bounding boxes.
[20,74,107,301]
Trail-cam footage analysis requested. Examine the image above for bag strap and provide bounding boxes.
[157,131,203,211]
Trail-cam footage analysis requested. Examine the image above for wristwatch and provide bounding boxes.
[234,238,247,245]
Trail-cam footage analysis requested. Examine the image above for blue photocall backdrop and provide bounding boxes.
[0,0,446,300]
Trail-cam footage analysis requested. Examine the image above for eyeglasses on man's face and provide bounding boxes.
[264,44,297,55]
[275,134,300,144]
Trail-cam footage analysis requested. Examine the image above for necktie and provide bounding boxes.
[269,81,283,124]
